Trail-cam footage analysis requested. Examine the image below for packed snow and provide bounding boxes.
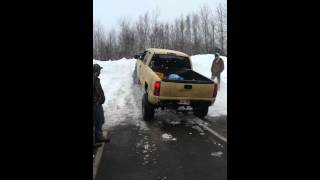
[191,125,204,133]
[210,151,223,157]
[93,54,227,128]
[135,135,158,165]
[161,133,177,141]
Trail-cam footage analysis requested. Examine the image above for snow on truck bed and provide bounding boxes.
[93,54,227,127]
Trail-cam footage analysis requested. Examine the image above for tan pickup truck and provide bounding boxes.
[133,48,218,121]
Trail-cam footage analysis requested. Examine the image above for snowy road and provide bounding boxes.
[96,115,227,180]
[95,83,227,180]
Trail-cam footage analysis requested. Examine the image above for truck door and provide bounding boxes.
[139,51,152,84]
[137,51,147,78]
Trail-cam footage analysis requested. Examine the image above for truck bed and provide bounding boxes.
[151,69,215,100]
[153,68,213,84]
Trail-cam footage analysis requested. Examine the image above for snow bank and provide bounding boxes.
[211,151,223,157]
[161,133,177,141]
[93,58,143,128]
[93,58,135,107]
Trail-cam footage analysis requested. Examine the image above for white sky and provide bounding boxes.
[94,0,226,32]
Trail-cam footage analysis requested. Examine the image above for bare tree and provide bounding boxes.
[185,14,192,54]
[172,19,180,50]
[118,18,135,58]
[136,12,151,51]
[158,23,166,48]
[143,12,150,48]
[179,16,185,51]
[191,13,201,54]
[199,5,211,53]
[209,18,216,53]
[150,8,161,48]
[216,3,227,55]
[106,29,117,59]
[93,21,107,60]
[93,4,227,60]
[169,24,175,50]
[136,15,145,52]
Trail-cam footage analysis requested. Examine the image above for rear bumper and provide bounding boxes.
[148,94,215,107]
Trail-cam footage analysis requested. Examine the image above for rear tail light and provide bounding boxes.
[213,83,218,97]
[154,81,161,96]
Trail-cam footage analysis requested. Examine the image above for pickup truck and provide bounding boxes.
[133,48,218,121]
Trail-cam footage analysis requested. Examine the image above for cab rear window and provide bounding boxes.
[150,54,191,70]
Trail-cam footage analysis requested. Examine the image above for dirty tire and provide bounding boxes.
[142,94,154,121]
[193,106,209,118]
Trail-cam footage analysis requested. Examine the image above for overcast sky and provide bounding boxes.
[94,0,226,32]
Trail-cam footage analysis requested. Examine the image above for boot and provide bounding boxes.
[94,143,102,148]
[96,136,110,143]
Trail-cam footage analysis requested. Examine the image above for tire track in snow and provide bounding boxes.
[192,118,227,143]
[103,81,148,130]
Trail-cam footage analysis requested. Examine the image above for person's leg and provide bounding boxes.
[93,106,95,147]
[93,125,102,148]
[93,105,98,144]
[94,107,102,141]
[93,125,95,147]
[98,105,105,127]
[217,73,221,90]
[96,105,109,142]
[211,73,216,80]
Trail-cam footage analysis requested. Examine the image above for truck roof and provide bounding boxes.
[147,48,190,57]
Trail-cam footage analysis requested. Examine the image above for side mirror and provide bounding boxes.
[134,54,141,59]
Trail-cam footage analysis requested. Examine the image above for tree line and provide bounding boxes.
[93,3,227,60]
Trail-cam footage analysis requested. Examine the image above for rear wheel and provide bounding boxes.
[193,105,209,118]
[142,94,155,121]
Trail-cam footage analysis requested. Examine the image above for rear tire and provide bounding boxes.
[142,94,155,121]
[193,105,209,118]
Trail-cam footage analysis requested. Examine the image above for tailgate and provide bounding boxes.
[160,81,214,99]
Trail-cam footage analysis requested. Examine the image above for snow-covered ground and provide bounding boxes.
[93,54,227,128]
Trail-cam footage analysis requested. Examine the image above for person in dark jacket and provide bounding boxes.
[211,53,224,86]
[93,64,108,144]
